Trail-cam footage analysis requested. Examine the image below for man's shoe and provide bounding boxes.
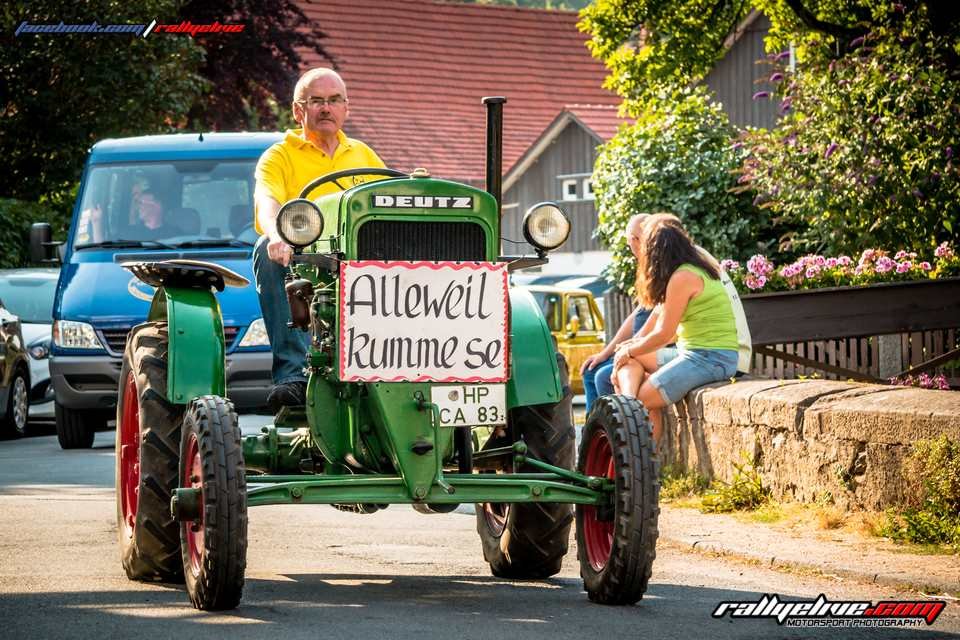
[266,381,307,412]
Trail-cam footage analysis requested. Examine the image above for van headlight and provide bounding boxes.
[238,318,269,348]
[523,202,570,252]
[277,199,324,248]
[53,320,105,350]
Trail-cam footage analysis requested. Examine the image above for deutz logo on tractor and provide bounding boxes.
[372,194,473,208]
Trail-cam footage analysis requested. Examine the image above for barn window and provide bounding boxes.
[561,178,578,201]
[582,178,595,200]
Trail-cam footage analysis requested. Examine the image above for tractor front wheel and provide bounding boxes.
[179,395,247,611]
[476,352,576,578]
[115,323,185,582]
[576,395,659,605]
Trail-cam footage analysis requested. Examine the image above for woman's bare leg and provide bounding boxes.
[615,359,646,398]
[637,380,666,446]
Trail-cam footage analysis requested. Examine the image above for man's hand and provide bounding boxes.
[580,350,609,376]
[266,233,294,267]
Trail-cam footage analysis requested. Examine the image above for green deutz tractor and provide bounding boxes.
[115,98,659,610]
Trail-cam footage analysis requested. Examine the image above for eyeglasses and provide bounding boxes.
[297,95,347,108]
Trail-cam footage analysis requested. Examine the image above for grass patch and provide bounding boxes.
[700,453,770,513]
[659,464,709,501]
[879,436,960,551]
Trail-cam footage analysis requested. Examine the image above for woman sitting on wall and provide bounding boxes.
[611,214,740,445]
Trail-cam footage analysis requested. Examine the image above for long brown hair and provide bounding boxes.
[635,214,719,307]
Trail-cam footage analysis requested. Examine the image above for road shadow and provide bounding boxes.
[1,574,955,639]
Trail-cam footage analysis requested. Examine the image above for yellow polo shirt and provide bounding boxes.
[254,128,386,233]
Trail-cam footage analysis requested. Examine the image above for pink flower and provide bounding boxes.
[825,257,839,268]
[837,256,853,267]
[747,254,774,276]
[919,261,932,271]
[875,256,895,273]
[805,267,819,278]
[860,249,876,263]
[814,255,826,266]
[894,250,908,260]
[896,261,911,273]
[721,259,740,272]
[745,274,767,290]
[935,242,953,259]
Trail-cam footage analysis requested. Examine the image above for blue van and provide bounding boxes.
[36,133,281,449]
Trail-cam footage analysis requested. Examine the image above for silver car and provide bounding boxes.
[0,268,59,422]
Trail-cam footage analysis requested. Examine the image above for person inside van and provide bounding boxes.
[129,190,182,241]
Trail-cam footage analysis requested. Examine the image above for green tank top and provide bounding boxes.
[675,264,739,351]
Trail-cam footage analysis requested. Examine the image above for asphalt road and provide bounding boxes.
[0,418,957,639]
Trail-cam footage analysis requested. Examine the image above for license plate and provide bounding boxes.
[430,384,506,427]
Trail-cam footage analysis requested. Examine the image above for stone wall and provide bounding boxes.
[660,379,960,510]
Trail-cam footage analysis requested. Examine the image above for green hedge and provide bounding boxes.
[0,199,69,268]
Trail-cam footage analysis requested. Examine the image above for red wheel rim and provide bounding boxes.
[582,429,615,571]
[483,502,509,536]
[183,432,204,576]
[119,372,140,538]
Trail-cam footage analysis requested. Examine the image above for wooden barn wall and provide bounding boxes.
[705,13,780,130]
[501,123,603,255]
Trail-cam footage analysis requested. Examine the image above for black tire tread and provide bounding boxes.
[576,395,660,605]
[116,322,185,582]
[55,402,100,449]
[477,352,576,579]
[182,395,247,611]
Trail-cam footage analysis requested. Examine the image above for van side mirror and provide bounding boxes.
[30,223,62,264]
[566,315,580,337]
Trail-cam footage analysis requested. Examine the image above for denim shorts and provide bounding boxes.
[648,347,738,405]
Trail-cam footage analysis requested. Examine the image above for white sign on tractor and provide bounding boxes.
[339,260,509,382]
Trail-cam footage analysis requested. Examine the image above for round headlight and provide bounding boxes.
[522,202,570,252]
[277,198,324,248]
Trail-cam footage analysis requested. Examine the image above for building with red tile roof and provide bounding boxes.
[295,0,619,184]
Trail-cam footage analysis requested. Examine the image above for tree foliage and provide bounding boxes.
[580,0,960,109]
[741,9,960,253]
[580,0,960,269]
[593,87,768,294]
[0,0,205,208]
[179,0,327,131]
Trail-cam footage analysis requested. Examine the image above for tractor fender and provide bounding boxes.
[507,288,562,408]
[146,286,226,404]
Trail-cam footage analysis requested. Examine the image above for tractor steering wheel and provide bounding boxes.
[298,167,408,199]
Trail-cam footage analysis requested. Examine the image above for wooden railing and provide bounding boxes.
[602,285,960,385]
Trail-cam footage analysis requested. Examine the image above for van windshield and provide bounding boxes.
[73,160,258,249]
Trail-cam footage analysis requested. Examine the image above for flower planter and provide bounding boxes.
[741,277,960,345]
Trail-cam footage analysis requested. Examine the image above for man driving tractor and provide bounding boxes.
[254,68,385,411]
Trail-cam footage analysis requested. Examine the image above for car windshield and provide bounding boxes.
[73,160,258,248]
[528,291,562,332]
[0,275,57,323]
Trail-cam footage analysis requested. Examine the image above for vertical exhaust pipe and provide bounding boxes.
[482,96,506,214]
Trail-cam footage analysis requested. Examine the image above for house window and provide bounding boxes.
[582,178,595,200]
[561,178,578,201]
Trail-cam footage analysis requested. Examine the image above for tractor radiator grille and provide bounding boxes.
[356,220,487,262]
[99,325,240,355]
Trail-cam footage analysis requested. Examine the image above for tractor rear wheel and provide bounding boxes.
[180,395,247,611]
[115,322,185,582]
[576,395,659,605]
[476,352,575,578]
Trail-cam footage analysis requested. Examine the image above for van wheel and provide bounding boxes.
[55,403,107,449]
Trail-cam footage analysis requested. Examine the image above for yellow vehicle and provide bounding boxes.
[519,286,605,394]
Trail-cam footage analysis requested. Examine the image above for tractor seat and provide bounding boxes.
[123,260,250,292]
